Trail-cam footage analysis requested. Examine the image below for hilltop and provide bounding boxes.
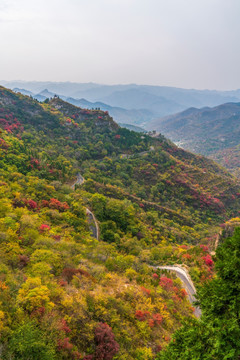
[1,86,240,359]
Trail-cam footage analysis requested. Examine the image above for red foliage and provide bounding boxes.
[26,199,37,209]
[60,319,71,334]
[164,335,171,342]
[202,254,213,267]
[159,276,173,289]
[152,273,159,280]
[39,224,51,232]
[58,337,73,351]
[152,313,163,325]
[49,198,69,211]
[181,253,192,260]
[94,323,120,360]
[180,288,187,299]
[135,310,150,321]
[62,267,91,283]
[52,235,61,241]
[141,286,151,296]
[115,134,121,139]
[172,286,179,293]
[58,279,68,287]
[199,244,209,252]
[31,306,46,318]
[41,200,49,207]
[148,319,155,327]
[179,244,188,249]
[62,268,78,282]
[0,138,9,149]
[139,203,144,208]
[40,198,69,211]
[31,158,40,168]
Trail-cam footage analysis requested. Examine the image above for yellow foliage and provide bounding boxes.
[17,277,54,312]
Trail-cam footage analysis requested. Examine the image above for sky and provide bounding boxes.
[0,0,240,90]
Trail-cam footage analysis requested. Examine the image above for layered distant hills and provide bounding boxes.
[149,102,240,177]
[2,80,240,128]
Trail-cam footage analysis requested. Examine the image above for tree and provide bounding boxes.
[94,323,119,360]
[8,321,56,360]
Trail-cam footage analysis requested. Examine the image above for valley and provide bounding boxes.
[149,102,240,178]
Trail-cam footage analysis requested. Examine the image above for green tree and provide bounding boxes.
[8,321,56,360]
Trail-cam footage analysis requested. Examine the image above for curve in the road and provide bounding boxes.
[86,208,99,240]
[154,265,201,318]
[71,173,99,240]
[71,173,85,189]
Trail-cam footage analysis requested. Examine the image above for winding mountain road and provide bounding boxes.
[71,173,85,188]
[86,208,99,240]
[154,265,201,318]
[71,173,200,317]
[71,173,99,240]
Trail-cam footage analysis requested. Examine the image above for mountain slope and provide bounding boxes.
[1,86,240,359]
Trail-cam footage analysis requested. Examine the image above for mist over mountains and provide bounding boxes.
[2,80,240,128]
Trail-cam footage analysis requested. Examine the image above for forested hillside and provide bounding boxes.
[0,86,240,359]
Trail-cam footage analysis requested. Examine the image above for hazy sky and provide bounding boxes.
[0,0,240,90]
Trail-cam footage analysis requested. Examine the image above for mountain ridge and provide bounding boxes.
[148,101,240,176]
[3,81,240,127]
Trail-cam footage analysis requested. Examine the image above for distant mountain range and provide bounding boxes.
[10,87,154,128]
[148,102,240,177]
[2,81,240,128]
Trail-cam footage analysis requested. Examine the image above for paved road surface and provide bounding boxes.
[86,209,99,240]
[71,173,85,189]
[154,265,201,318]
[71,173,99,240]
